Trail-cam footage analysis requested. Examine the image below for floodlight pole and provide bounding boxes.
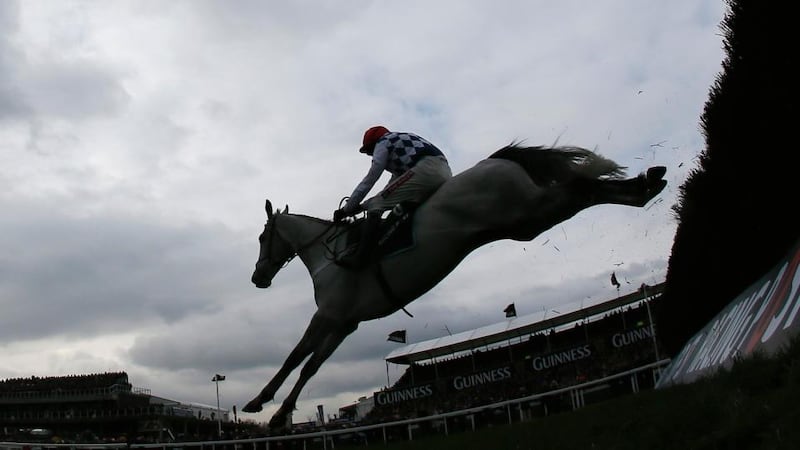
[214,377,222,437]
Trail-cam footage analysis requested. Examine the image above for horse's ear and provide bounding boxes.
[284,205,289,214]
[265,200,273,219]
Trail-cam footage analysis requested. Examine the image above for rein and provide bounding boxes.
[259,213,336,268]
[259,212,414,318]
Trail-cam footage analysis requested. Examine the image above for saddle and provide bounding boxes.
[341,202,419,261]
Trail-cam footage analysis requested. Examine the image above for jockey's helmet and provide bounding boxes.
[359,126,390,154]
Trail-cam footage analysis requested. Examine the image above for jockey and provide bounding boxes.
[333,126,452,268]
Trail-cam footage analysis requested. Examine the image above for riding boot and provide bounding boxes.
[337,211,382,269]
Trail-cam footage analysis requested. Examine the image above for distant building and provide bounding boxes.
[338,396,374,422]
[0,372,230,443]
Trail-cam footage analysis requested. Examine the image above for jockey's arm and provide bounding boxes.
[343,145,389,213]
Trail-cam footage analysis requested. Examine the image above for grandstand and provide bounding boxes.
[0,372,231,444]
[349,283,666,423]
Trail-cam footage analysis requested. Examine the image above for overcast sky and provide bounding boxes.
[0,1,726,425]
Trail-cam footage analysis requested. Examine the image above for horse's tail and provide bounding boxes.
[488,144,626,185]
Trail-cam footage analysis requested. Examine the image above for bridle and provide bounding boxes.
[256,212,337,270]
[256,215,295,269]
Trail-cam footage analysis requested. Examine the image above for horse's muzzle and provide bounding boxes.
[252,272,272,288]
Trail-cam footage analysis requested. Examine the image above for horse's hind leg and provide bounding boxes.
[268,323,357,432]
[582,166,667,207]
[242,313,331,413]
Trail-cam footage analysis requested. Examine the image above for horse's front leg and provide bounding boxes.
[268,323,358,432]
[242,313,330,413]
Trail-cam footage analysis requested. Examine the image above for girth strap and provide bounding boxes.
[373,264,413,318]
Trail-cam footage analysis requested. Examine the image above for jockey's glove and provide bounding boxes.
[333,209,348,223]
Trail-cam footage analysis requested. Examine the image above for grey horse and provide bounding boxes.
[243,144,666,431]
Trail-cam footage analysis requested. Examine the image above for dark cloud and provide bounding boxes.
[127,305,309,372]
[0,2,129,123]
[0,1,29,119]
[0,202,248,343]
[190,0,360,41]
[22,61,130,120]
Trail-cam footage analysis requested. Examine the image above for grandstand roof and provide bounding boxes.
[385,282,664,365]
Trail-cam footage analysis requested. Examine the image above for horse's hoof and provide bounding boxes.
[242,400,263,413]
[268,416,289,434]
[646,166,666,181]
[651,179,667,195]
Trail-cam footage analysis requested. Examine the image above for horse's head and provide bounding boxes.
[252,200,295,288]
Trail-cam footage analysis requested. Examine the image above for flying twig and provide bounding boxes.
[645,198,664,210]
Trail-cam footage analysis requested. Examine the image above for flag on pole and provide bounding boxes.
[387,330,406,343]
[212,374,226,382]
[611,272,621,289]
[504,303,517,318]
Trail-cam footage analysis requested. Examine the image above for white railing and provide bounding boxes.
[1,359,669,450]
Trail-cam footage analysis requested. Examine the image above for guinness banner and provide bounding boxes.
[452,366,512,390]
[531,344,592,371]
[374,384,434,406]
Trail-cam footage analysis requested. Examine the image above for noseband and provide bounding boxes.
[256,214,336,269]
[257,214,296,269]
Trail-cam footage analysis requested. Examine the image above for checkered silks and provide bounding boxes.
[380,132,445,176]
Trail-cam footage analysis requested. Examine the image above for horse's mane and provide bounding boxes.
[281,212,335,225]
[489,144,626,185]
